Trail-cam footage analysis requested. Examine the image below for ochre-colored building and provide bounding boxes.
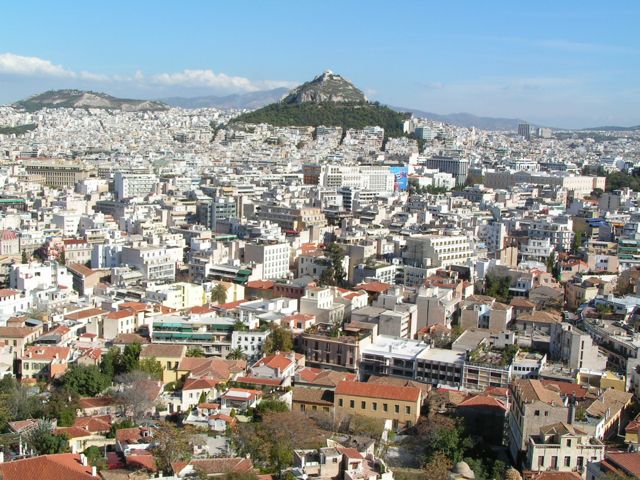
[333,381,422,429]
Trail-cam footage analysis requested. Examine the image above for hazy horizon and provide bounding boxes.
[1,0,638,129]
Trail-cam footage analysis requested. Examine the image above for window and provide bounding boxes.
[566,439,572,447]
[534,410,540,416]
[361,401,366,409]
[372,402,377,411]
[538,456,544,467]
[394,404,400,414]
[564,456,571,467]
[383,403,388,412]
[338,399,343,407]
[551,457,558,469]
[349,400,355,409]
[406,406,411,414]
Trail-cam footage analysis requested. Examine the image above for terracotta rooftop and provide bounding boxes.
[335,381,421,402]
[0,453,95,480]
[140,343,186,358]
[512,379,564,407]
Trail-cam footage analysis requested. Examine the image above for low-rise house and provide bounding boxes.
[0,320,43,358]
[140,343,187,384]
[0,453,98,480]
[19,346,71,381]
[525,423,604,479]
[54,425,113,454]
[171,457,255,478]
[220,388,262,410]
[292,387,334,414]
[583,388,633,440]
[115,426,154,456]
[334,381,422,430]
[587,451,640,480]
[77,396,118,417]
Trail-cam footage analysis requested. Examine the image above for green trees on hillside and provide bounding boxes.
[232,102,409,139]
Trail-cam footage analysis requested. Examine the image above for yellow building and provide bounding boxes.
[600,370,626,392]
[145,282,206,311]
[140,344,187,384]
[334,381,422,429]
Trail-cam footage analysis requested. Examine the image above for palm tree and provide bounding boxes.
[226,347,246,360]
[211,283,228,305]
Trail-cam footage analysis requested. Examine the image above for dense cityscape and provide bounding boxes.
[0,3,640,480]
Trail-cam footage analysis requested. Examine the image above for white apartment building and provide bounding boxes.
[51,211,81,236]
[519,238,554,263]
[120,244,176,283]
[10,262,72,293]
[244,242,290,280]
[231,330,270,361]
[114,171,159,200]
[404,234,475,268]
[528,217,574,252]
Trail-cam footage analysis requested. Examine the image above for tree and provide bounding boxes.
[121,343,142,373]
[100,347,122,379]
[254,399,289,420]
[423,451,452,480]
[59,365,110,396]
[84,445,107,471]
[0,377,44,430]
[226,347,247,360]
[138,357,164,381]
[21,250,28,264]
[572,231,584,254]
[45,389,79,427]
[211,283,228,305]
[26,421,68,455]
[321,243,346,287]
[347,414,385,439]
[187,347,205,357]
[262,326,293,354]
[152,422,192,474]
[58,249,66,265]
[114,371,157,421]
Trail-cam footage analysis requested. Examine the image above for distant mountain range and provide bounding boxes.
[580,125,640,132]
[392,107,530,131]
[13,90,168,112]
[161,87,290,109]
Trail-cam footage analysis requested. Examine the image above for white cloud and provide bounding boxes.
[0,52,75,77]
[149,68,294,92]
[0,52,295,93]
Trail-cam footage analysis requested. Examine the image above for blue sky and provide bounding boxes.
[0,0,638,128]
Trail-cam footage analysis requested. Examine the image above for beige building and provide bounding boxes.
[404,234,474,268]
[140,344,187,384]
[460,294,513,330]
[21,158,92,188]
[508,379,570,462]
[526,423,604,479]
[334,380,422,429]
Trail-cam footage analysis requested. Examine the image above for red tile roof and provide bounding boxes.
[64,308,106,321]
[335,381,421,402]
[605,452,640,477]
[254,353,294,371]
[0,453,95,480]
[354,281,392,293]
[246,280,275,290]
[457,394,507,411]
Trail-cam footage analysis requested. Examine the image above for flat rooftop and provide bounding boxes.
[416,347,466,364]
[361,335,428,359]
